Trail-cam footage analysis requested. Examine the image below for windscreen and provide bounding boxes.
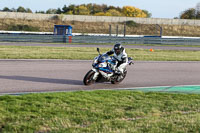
[98,54,112,62]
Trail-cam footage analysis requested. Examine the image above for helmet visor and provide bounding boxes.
[115,49,120,55]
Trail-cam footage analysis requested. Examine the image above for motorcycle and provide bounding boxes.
[83,48,133,85]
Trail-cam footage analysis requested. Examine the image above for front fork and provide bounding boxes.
[92,68,99,80]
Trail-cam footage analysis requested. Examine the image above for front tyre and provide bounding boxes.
[83,70,95,85]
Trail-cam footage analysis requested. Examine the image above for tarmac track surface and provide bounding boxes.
[0,60,200,94]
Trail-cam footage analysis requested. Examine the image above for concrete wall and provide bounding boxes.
[1,11,200,26]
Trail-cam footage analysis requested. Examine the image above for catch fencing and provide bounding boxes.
[0,34,200,45]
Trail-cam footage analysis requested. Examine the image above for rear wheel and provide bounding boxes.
[83,70,95,85]
[111,69,127,84]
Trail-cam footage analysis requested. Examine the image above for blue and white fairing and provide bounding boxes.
[92,54,117,80]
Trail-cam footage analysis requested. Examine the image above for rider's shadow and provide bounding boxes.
[0,75,83,85]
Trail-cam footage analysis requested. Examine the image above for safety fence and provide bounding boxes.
[0,34,200,45]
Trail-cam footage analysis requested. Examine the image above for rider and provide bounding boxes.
[106,43,128,75]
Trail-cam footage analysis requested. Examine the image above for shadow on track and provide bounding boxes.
[0,75,83,85]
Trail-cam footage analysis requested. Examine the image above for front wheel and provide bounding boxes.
[83,70,95,85]
[111,69,127,84]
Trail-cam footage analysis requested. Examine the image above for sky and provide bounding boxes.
[0,0,199,18]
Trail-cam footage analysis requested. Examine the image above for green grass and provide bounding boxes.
[0,45,200,61]
[0,90,200,132]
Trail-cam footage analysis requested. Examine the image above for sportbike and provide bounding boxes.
[83,48,133,85]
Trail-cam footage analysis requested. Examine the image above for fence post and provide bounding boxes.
[109,24,112,37]
[63,35,66,43]
[156,24,162,37]
[116,25,118,37]
[124,23,126,37]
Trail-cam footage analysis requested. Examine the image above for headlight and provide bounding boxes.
[99,64,104,67]
[93,59,97,64]
[99,62,107,68]
[92,58,98,68]
[93,56,99,63]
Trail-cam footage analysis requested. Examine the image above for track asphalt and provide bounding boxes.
[0,60,200,95]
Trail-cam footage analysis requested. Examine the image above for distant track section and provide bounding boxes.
[0,42,200,51]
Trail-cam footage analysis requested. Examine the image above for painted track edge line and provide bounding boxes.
[1,85,200,96]
[113,85,200,90]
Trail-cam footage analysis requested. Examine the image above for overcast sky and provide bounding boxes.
[0,0,199,18]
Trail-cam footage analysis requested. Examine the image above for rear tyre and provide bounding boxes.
[111,69,127,84]
[83,70,95,85]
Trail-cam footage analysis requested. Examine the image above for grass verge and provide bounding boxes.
[0,45,200,61]
[0,90,200,132]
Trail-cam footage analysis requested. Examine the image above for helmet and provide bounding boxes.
[114,43,123,55]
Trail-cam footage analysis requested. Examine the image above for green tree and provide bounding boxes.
[179,3,200,19]
[68,4,76,14]
[86,3,93,13]
[102,4,108,12]
[122,6,147,17]
[2,7,11,12]
[91,4,103,14]
[196,11,200,19]
[46,8,57,14]
[26,8,32,13]
[94,12,106,16]
[106,9,122,16]
[77,5,90,15]
[180,8,196,19]
[17,6,26,12]
[65,11,73,15]
[62,5,69,13]
[116,7,122,13]
[52,3,151,17]
[107,5,115,10]
[11,8,17,12]
[56,8,62,14]
[142,10,152,18]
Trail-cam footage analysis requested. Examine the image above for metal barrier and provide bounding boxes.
[0,34,65,43]
[0,34,200,45]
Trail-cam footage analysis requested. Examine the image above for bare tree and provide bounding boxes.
[195,2,200,18]
[195,2,200,12]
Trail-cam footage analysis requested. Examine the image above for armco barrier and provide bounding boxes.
[0,34,65,43]
[0,34,200,45]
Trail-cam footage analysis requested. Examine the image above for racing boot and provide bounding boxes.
[115,68,122,75]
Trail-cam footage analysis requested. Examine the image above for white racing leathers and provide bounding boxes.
[107,48,128,74]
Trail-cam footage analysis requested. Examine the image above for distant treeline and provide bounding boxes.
[1,4,152,18]
[180,8,200,19]
[178,2,200,19]
[3,3,200,19]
